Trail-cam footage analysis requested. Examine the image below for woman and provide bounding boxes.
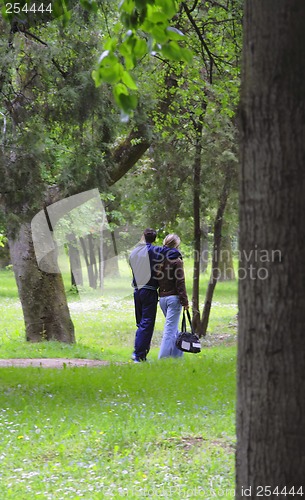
[157,234,189,359]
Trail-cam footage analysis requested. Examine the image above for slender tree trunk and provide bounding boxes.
[8,222,75,342]
[67,233,83,288]
[200,221,209,273]
[110,230,120,277]
[192,122,203,332]
[88,233,98,289]
[218,234,235,281]
[236,1,305,496]
[99,233,104,290]
[79,236,95,288]
[103,230,120,277]
[199,165,232,337]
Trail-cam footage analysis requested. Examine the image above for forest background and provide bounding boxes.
[0,0,241,343]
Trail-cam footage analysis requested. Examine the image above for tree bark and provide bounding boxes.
[79,236,95,289]
[8,222,75,343]
[236,1,305,496]
[88,233,98,289]
[103,230,120,277]
[200,221,209,273]
[218,234,235,281]
[192,122,203,332]
[67,233,83,288]
[109,128,151,185]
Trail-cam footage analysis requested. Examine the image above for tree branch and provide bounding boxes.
[181,2,219,82]
[108,128,151,185]
[204,0,229,12]
[189,0,200,13]
[22,29,48,46]
[51,58,69,78]
[19,28,68,78]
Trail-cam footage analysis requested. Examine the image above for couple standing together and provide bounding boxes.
[129,228,189,362]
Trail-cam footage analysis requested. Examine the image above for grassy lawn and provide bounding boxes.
[0,259,237,361]
[0,260,237,498]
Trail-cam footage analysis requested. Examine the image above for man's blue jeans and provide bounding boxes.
[134,288,158,360]
[159,295,183,359]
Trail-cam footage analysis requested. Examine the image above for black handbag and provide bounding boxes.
[176,310,201,353]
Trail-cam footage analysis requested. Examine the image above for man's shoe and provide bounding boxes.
[132,353,140,362]
[132,353,146,363]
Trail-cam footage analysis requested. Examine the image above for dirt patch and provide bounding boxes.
[159,435,235,453]
[201,333,237,347]
[0,358,109,368]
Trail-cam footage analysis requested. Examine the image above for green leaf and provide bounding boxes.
[122,71,138,90]
[99,63,124,84]
[180,47,193,63]
[120,11,139,30]
[161,41,184,61]
[113,84,138,114]
[151,25,168,43]
[92,69,102,87]
[1,5,9,20]
[146,11,168,24]
[125,54,136,70]
[120,34,147,62]
[119,0,135,15]
[61,10,72,27]
[80,0,98,13]
[113,83,129,100]
[119,40,132,57]
[98,51,119,67]
[135,0,148,9]
[52,0,69,18]
[133,38,147,58]
[155,0,178,18]
[103,37,119,52]
[166,27,185,40]
[119,93,138,113]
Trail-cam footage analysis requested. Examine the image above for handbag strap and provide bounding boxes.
[181,309,194,333]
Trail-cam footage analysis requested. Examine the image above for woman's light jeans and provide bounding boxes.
[159,295,184,359]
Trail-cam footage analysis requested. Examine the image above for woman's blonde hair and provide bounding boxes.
[163,233,181,248]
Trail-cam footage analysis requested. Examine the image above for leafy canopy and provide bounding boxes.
[92,0,193,115]
[1,0,192,115]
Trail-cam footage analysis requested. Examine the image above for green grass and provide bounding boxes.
[0,352,236,499]
[0,261,237,498]
[0,259,237,361]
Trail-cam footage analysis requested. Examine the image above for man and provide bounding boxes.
[129,228,180,362]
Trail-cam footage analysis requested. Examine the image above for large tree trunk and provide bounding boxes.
[8,222,75,343]
[236,1,305,496]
